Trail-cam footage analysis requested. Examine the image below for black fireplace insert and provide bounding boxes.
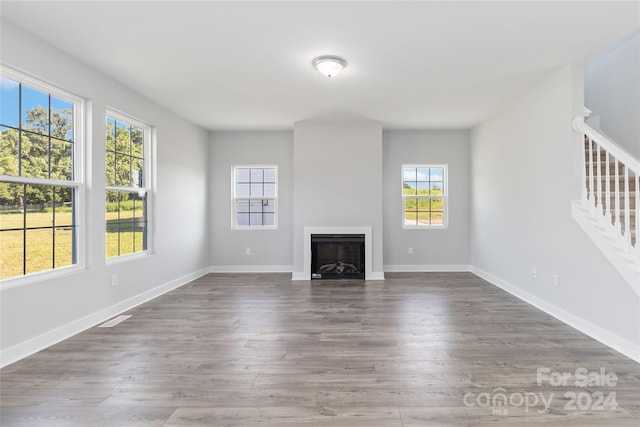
[311,234,365,280]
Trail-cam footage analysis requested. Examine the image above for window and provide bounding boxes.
[402,164,447,228]
[105,112,151,258]
[232,166,277,229]
[0,68,83,281]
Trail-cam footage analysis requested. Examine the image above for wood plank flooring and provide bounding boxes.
[1,272,639,426]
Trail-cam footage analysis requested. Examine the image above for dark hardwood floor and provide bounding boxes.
[1,272,639,426]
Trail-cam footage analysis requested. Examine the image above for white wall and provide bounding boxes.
[292,119,384,278]
[470,64,640,359]
[208,131,293,270]
[585,30,640,158]
[0,21,210,364]
[383,130,470,270]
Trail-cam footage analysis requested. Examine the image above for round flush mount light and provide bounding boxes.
[312,55,347,78]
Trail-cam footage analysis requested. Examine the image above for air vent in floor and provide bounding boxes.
[98,314,132,328]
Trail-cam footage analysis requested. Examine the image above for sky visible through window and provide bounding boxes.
[403,166,444,195]
[1,77,73,140]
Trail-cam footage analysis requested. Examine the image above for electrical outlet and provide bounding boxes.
[245,248,251,256]
[111,274,118,287]
[532,268,537,279]
[553,274,559,288]
[408,247,414,255]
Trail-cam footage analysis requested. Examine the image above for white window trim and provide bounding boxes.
[231,165,278,230]
[0,66,86,289]
[401,163,449,229]
[105,108,154,262]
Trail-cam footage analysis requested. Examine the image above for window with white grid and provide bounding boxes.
[232,166,277,229]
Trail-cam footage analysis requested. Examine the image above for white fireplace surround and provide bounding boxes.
[292,226,383,280]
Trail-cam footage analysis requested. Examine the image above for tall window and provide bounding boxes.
[105,112,151,258]
[402,165,447,228]
[232,166,277,229]
[0,68,83,281]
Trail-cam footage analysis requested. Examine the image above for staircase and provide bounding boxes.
[571,117,640,296]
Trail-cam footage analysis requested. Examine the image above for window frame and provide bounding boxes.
[0,66,86,287]
[231,165,278,230]
[105,108,154,262]
[401,163,448,229]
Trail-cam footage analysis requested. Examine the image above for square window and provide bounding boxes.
[236,168,250,183]
[250,183,263,197]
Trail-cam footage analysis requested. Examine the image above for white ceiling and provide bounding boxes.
[1,1,638,130]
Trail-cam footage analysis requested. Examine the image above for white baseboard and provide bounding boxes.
[291,272,308,281]
[470,266,640,363]
[209,265,293,273]
[367,272,385,280]
[291,271,385,280]
[0,267,210,369]
[384,264,471,272]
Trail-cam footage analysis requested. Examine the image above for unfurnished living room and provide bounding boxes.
[0,1,639,426]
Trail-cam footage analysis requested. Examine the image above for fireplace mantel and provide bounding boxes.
[292,226,380,280]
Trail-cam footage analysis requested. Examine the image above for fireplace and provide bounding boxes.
[311,234,365,280]
[294,226,376,281]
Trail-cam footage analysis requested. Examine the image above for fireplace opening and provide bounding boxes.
[311,234,365,280]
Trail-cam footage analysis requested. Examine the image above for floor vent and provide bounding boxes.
[98,315,132,328]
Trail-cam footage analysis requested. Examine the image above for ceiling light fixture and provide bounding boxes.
[312,55,346,78]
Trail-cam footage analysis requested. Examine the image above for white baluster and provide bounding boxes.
[588,137,595,208]
[635,172,639,264]
[624,166,631,247]
[581,135,588,201]
[605,151,611,224]
[614,157,621,234]
[596,141,603,217]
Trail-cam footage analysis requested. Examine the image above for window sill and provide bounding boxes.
[402,225,449,230]
[232,226,279,231]
[106,251,153,265]
[0,264,86,291]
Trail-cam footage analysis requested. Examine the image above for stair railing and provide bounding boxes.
[573,117,639,263]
